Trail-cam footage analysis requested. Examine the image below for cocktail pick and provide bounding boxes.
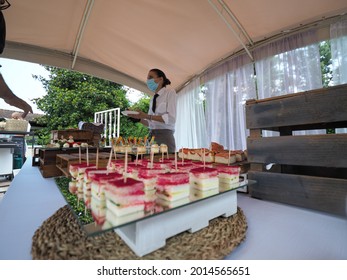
[150,151,154,169]
[228,149,231,166]
[124,149,128,182]
[86,146,89,166]
[181,147,184,165]
[96,147,99,169]
[175,151,178,172]
[107,146,113,172]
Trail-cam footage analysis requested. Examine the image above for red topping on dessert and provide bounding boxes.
[91,172,122,181]
[215,165,240,174]
[108,178,144,189]
[138,167,163,179]
[190,167,218,177]
[157,172,189,185]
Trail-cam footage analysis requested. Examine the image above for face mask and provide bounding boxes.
[147,78,159,92]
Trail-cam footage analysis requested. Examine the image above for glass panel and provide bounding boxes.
[55,175,251,237]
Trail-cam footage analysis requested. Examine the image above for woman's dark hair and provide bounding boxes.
[150,68,171,87]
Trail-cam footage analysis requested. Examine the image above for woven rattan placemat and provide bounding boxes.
[31,205,247,260]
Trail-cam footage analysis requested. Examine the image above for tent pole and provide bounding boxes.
[71,0,95,69]
[208,0,253,61]
[217,0,253,46]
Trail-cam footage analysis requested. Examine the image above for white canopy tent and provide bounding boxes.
[2,0,347,95]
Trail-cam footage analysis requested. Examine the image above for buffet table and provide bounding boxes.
[0,157,66,260]
[0,156,245,259]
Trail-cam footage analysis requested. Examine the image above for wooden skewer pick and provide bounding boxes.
[175,151,178,172]
[228,149,231,166]
[150,151,154,169]
[107,146,113,172]
[79,146,81,164]
[96,147,99,169]
[86,146,89,166]
[203,148,206,169]
[124,149,128,183]
[181,147,184,165]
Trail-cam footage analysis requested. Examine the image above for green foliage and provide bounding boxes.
[319,41,333,88]
[130,95,150,112]
[32,67,150,141]
[55,177,93,225]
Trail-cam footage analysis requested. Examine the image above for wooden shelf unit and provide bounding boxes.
[38,147,111,178]
[56,152,112,178]
[245,84,347,217]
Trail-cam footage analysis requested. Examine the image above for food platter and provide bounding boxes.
[121,110,139,116]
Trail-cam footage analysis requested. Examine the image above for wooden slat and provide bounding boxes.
[247,134,347,168]
[246,84,347,129]
[248,171,347,216]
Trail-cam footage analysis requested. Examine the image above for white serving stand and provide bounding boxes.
[115,189,237,257]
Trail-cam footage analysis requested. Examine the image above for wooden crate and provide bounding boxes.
[39,147,112,178]
[246,84,347,217]
[51,129,94,144]
[39,164,62,178]
[56,152,112,178]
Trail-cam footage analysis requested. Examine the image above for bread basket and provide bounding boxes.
[5,119,29,132]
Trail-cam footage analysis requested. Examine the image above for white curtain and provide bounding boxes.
[331,19,347,85]
[204,54,256,150]
[175,78,208,149]
[254,30,324,136]
[331,19,347,134]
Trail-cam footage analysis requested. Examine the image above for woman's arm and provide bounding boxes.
[0,74,33,118]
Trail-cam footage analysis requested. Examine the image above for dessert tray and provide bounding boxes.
[55,175,252,256]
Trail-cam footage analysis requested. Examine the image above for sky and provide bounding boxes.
[0,58,49,113]
[0,58,144,114]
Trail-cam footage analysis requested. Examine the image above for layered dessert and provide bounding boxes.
[189,167,219,198]
[178,148,189,159]
[214,151,237,164]
[104,178,145,217]
[69,162,89,178]
[160,144,168,153]
[156,172,190,202]
[68,180,77,194]
[216,165,240,191]
[137,167,163,211]
[235,150,246,162]
[187,149,201,161]
[90,172,123,224]
[136,145,146,154]
[151,144,159,154]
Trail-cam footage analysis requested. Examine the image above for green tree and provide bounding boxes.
[319,41,333,88]
[32,67,149,143]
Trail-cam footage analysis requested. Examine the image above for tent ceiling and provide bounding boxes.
[2,0,347,94]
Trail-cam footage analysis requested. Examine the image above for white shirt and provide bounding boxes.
[147,86,177,131]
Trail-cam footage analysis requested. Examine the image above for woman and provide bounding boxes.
[128,68,177,153]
